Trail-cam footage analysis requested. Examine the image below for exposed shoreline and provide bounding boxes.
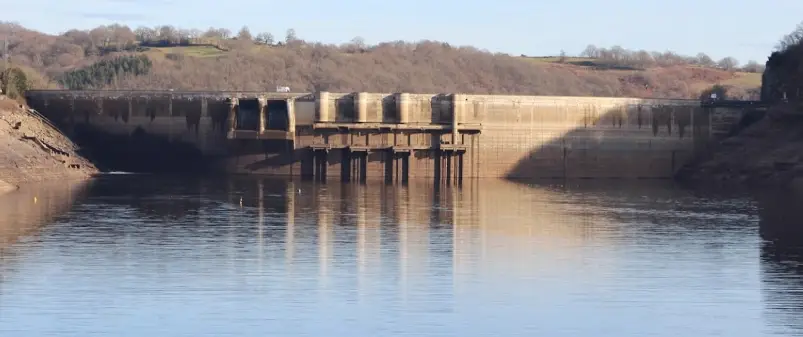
[0,96,97,195]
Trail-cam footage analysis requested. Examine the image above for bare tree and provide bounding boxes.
[237,26,252,41]
[255,32,274,45]
[285,28,298,44]
[695,53,714,67]
[580,44,598,58]
[351,36,365,49]
[742,60,764,73]
[777,21,803,51]
[717,57,739,71]
[157,25,180,45]
[134,26,156,44]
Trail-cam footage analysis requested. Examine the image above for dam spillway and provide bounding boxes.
[24,90,749,181]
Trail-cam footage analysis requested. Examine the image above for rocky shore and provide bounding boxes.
[0,96,97,194]
[678,103,803,190]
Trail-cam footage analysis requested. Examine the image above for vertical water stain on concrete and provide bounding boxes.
[651,105,673,137]
[209,101,229,134]
[675,107,691,139]
[173,98,202,134]
[637,104,644,129]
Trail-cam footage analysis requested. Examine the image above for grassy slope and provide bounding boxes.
[523,55,761,96]
[139,45,761,97]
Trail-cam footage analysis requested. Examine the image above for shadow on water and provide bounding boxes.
[757,190,803,335]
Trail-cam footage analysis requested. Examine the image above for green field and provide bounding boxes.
[522,56,596,63]
[146,45,227,58]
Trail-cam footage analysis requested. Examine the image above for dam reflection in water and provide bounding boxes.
[1,176,803,336]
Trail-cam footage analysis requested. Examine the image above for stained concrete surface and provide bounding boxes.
[25,91,748,180]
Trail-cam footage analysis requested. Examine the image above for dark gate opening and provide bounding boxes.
[267,100,289,131]
[237,99,260,131]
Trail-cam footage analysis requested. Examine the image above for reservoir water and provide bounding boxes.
[0,175,802,336]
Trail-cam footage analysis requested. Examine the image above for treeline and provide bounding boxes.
[577,45,763,73]
[764,22,803,102]
[58,55,152,90]
[0,21,761,100]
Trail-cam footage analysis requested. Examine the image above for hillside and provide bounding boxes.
[0,22,762,99]
[0,97,97,193]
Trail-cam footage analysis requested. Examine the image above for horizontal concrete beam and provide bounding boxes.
[26,90,704,105]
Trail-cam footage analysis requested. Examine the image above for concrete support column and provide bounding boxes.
[452,94,465,144]
[396,92,410,124]
[286,98,296,134]
[316,91,331,123]
[228,97,239,133]
[355,92,368,123]
[257,97,266,134]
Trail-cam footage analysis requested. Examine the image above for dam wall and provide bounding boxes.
[24,90,745,180]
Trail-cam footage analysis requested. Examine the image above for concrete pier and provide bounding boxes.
[25,90,755,181]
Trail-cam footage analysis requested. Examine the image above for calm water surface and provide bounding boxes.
[0,175,802,336]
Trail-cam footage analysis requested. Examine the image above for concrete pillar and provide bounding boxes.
[451,94,465,144]
[286,98,296,134]
[355,92,368,123]
[228,97,238,132]
[396,92,410,124]
[257,96,266,134]
[316,91,331,123]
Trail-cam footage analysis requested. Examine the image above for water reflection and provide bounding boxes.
[0,181,90,251]
[758,191,803,336]
[0,176,797,336]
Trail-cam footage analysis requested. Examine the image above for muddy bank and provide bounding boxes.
[0,97,97,194]
[678,103,803,190]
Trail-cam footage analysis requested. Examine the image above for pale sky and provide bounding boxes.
[1,0,801,64]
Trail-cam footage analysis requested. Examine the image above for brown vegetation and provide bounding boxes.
[0,22,761,99]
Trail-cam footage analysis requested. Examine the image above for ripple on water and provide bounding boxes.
[0,177,799,336]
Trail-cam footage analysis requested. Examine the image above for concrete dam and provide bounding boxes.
[24,90,757,181]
